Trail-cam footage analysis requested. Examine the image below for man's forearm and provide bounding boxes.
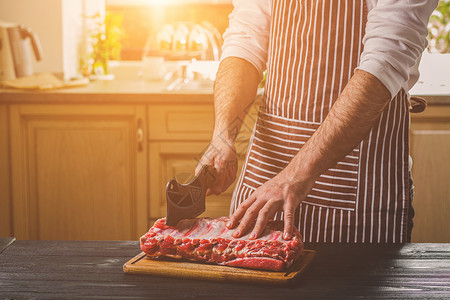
[284,70,392,181]
[213,57,261,144]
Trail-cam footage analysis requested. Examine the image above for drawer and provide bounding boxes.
[148,105,214,141]
[148,101,260,142]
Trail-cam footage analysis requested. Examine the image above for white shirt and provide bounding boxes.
[221,0,438,98]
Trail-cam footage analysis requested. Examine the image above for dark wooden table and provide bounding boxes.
[1,239,449,299]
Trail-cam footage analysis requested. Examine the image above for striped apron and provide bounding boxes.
[231,0,410,243]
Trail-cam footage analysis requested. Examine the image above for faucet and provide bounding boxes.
[199,21,222,61]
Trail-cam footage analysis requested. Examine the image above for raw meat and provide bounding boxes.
[140,217,304,271]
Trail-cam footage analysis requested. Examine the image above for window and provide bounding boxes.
[106,0,233,60]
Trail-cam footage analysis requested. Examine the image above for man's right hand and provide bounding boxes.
[195,57,260,196]
[195,137,238,196]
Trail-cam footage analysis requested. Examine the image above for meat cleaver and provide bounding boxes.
[165,165,217,226]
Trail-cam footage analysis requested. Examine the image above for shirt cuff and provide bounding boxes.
[221,45,266,79]
[356,59,404,99]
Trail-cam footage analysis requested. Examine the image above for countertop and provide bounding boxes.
[0,79,449,105]
[1,239,449,299]
[0,79,215,104]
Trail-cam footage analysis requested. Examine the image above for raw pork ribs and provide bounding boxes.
[140,217,304,271]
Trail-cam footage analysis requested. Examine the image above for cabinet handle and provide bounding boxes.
[137,119,144,152]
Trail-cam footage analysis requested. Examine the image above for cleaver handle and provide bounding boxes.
[202,165,217,190]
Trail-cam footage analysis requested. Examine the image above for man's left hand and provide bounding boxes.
[226,170,315,240]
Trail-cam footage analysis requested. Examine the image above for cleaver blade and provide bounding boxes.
[165,165,216,226]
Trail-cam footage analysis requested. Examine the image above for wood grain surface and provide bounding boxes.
[123,250,316,285]
[1,241,450,299]
[0,105,12,237]
[0,238,14,254]
[410,106,450,242]
[8,105,148,240]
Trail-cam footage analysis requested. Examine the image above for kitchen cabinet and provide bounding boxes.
[410,105,450,242]
[1,87,259,240]
[8,104,148,240]
[0,105,12,237]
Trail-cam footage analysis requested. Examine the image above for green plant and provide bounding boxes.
[80,12,124,76]
[428,0,450,53]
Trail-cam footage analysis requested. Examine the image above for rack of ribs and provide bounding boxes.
[140,217,304,271]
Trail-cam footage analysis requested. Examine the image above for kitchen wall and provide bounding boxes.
[0,0,104,80]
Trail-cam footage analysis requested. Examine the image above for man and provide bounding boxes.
[196,0,438,243]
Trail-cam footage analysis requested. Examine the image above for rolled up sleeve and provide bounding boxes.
[357,0,438,98]
[221,0,271,78]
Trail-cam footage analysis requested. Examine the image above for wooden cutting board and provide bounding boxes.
[123,250,316,285]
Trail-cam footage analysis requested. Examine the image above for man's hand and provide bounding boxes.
[195,138,238,196]
[226,169,315,240]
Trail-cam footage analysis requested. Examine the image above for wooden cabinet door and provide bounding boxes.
[410,106,450,242]
[9,105,147,240]
[148,142,248,225]
[0,104,12,237]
